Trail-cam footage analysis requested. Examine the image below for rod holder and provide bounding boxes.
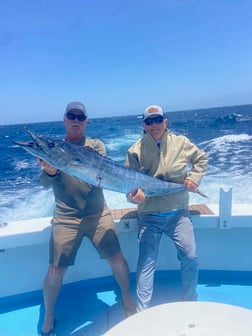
[219,187,232,229]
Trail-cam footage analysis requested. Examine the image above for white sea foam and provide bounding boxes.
[0,189,54,222]
[201,133,252,148]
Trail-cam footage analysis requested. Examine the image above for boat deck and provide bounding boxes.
[1,270,252,336]
[1,202,252,335]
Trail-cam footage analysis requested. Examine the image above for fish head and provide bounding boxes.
[14,129,72,168]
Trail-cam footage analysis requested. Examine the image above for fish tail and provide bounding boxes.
[196,189,209,199]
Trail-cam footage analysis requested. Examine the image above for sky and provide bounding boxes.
[1,0,252,125]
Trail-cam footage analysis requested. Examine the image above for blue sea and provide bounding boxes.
[1,104,252,223]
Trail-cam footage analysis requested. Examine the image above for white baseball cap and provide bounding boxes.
[143,105,164,120]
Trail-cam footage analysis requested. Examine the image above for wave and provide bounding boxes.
[213,113,242,125]
[200,134,252,178]
[0,188,54,222]
[201,133,252,147]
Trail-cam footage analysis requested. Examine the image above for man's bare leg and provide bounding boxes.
[41,265,67,333]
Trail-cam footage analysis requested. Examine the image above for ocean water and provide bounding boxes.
[0,104,252,223]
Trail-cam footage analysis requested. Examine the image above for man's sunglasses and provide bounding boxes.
[144,115,164,126]
[65,111,87,121]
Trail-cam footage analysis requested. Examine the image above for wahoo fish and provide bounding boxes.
[14,129,207,198]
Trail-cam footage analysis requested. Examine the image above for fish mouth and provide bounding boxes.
[13,140,36,148]
[13,129,40,149]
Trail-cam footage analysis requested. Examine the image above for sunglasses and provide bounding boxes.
[65,111,87,121]
[144,115,164,126]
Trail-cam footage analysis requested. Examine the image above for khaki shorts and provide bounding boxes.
[49,209,121,267]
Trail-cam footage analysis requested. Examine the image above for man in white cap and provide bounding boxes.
[39,102,136,336]
[125,104,208,312]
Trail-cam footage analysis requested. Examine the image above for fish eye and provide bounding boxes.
[48,142,55,148]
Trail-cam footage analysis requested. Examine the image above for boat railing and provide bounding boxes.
[0,188,251,251]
